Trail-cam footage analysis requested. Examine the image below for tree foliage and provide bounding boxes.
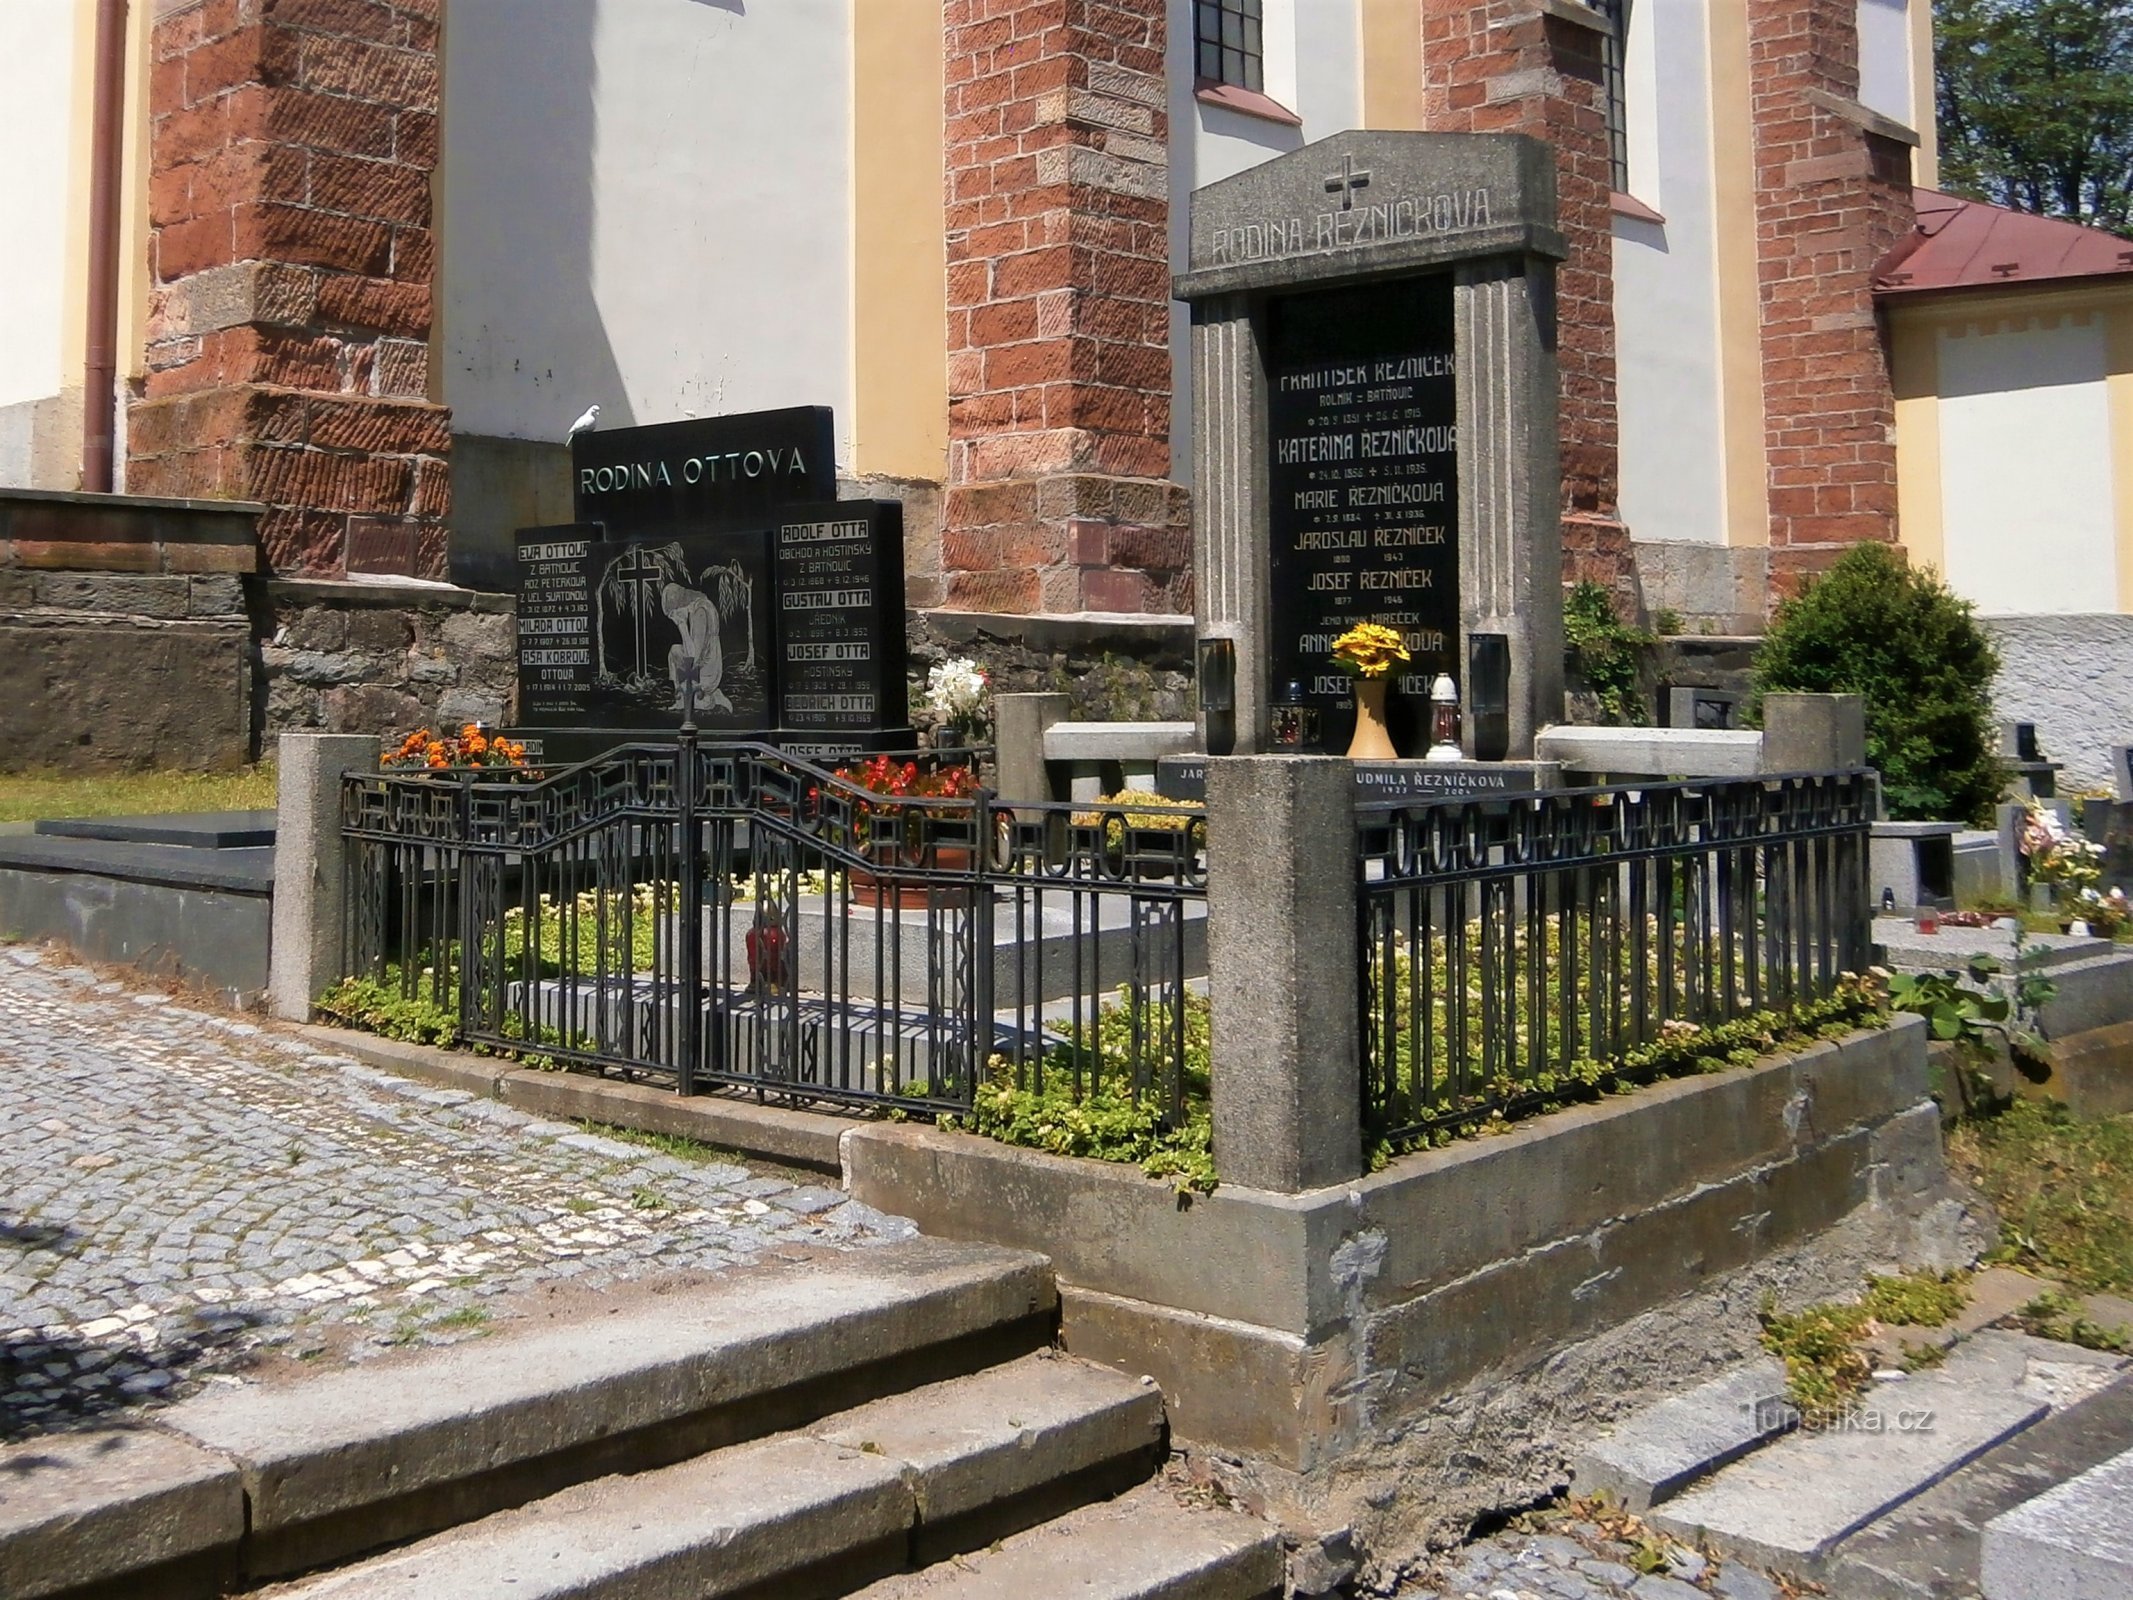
[1936,0,2133,233]
[1752,543,2005,823]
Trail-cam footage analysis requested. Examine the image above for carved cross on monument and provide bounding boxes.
[1325,153,1371,211]
[608,546,666,681]
[674,651,701,733]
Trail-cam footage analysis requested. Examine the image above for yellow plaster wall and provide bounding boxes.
[852,1,948,481]
[1707,0,1767,548]
[1889,315,1945,578]
[1359,0,1425,131]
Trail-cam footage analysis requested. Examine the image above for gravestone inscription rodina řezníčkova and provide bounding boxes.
[510,407,911,763]
[1175,131,1568,759]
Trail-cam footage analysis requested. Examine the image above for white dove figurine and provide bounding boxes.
[567,403,601,437]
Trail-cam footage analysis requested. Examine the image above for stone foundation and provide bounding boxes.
[257,580,516,740]
[0,489,259,772]
[844,1017,1963,1476]
[911,608,1194,725]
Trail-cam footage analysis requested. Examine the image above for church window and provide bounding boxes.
[1593,0,1632,193]
[1196,0,1264,94]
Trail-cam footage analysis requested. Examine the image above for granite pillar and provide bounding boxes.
[1206,756,1362,1193]
[267,732,379,1021]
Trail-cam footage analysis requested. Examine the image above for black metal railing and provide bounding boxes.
[1356,772,1874,1142]
[340,741,1206,1122]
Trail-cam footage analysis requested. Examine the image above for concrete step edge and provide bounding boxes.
[0,1238,1054,1596]
[1980,1441,2133,1600]
[1824,1367,2133,1600]
[846,1480,1286,1600]
[271,1354,1173,1600]
[1650,1333,2079,1575]
[1571,1357,1795,1511]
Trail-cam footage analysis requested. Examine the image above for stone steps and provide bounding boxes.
[268,1352,1174,1600]
[846,1481,1284,1600]
[0,1237,1057,1598]
[1648,1330,2128,1581]
[1982,1437,2133,1600]
[1829,1370,2133,1600]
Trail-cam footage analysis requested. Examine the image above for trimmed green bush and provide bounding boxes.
[1752,544,2004,822]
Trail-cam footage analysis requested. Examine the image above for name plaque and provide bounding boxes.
[1265,276,1459,755]
[772,500,909,734]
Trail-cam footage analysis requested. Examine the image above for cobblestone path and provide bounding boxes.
[0,948,911,1440]
[1392,1509,1785,1600]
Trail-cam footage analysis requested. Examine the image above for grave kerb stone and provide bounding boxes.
[1177,130,1566,761]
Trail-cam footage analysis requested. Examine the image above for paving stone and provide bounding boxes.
[0,959,903,1441]
[1710,1564,1779,1600]
[1628,1578,1704,1600]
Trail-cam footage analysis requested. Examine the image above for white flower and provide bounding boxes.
[924,657,989,721]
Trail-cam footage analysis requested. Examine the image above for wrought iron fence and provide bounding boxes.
[339,739,1207,1123]
[1356,772,1874,1142]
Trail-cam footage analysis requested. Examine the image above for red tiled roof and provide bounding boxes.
[1875,188,2133,297]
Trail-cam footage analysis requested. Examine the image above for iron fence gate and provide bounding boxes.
[340,739,1208,1122]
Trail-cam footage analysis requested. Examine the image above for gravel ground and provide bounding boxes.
[0,946,912,1441]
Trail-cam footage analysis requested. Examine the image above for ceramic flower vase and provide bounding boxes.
[1346,677,1398,761]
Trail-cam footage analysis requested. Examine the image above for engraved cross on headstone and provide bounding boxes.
[675,651,701,733]
[609,545,667,680]
[1325,153,1371,211]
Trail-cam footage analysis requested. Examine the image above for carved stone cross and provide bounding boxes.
[1325,152,1371,211]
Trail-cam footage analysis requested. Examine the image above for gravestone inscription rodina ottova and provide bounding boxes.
[510,406,910,759]
[1175,130,1568,759]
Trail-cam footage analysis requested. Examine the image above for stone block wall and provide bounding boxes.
[258,580,517,739]
[128,0,450,580]
[909,608,1193,725]
[940,0,1186,615]
[0,490,259,771]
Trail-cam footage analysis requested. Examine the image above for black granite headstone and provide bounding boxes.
[571,407,835,538]
[516,525,774,734]
[772,500,908,736]
[1264,276,1459,755]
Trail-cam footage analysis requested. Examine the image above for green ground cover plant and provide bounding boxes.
[1758,1269,1972,1421]
[0,764,277,824]
[1949,1098,2133,1293]
[2014,1290,2133,1353]
[1751,542,2003,822]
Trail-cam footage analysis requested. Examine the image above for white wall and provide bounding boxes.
[1936,315,2118,615]
[442,0,854,463]
[1166,0,1363,482]
[0,0,79,414]
[1856,0,1919,129]
[1613,0,1728,544]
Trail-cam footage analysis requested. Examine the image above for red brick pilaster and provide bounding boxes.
[1421,0,1632,602]
[128,0,450,580]
[941,0,1185,615]
[1747,0,1913,593]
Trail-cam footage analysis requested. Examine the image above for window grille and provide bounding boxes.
[1196,0,1263,94]
[1594,0,1632,194]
